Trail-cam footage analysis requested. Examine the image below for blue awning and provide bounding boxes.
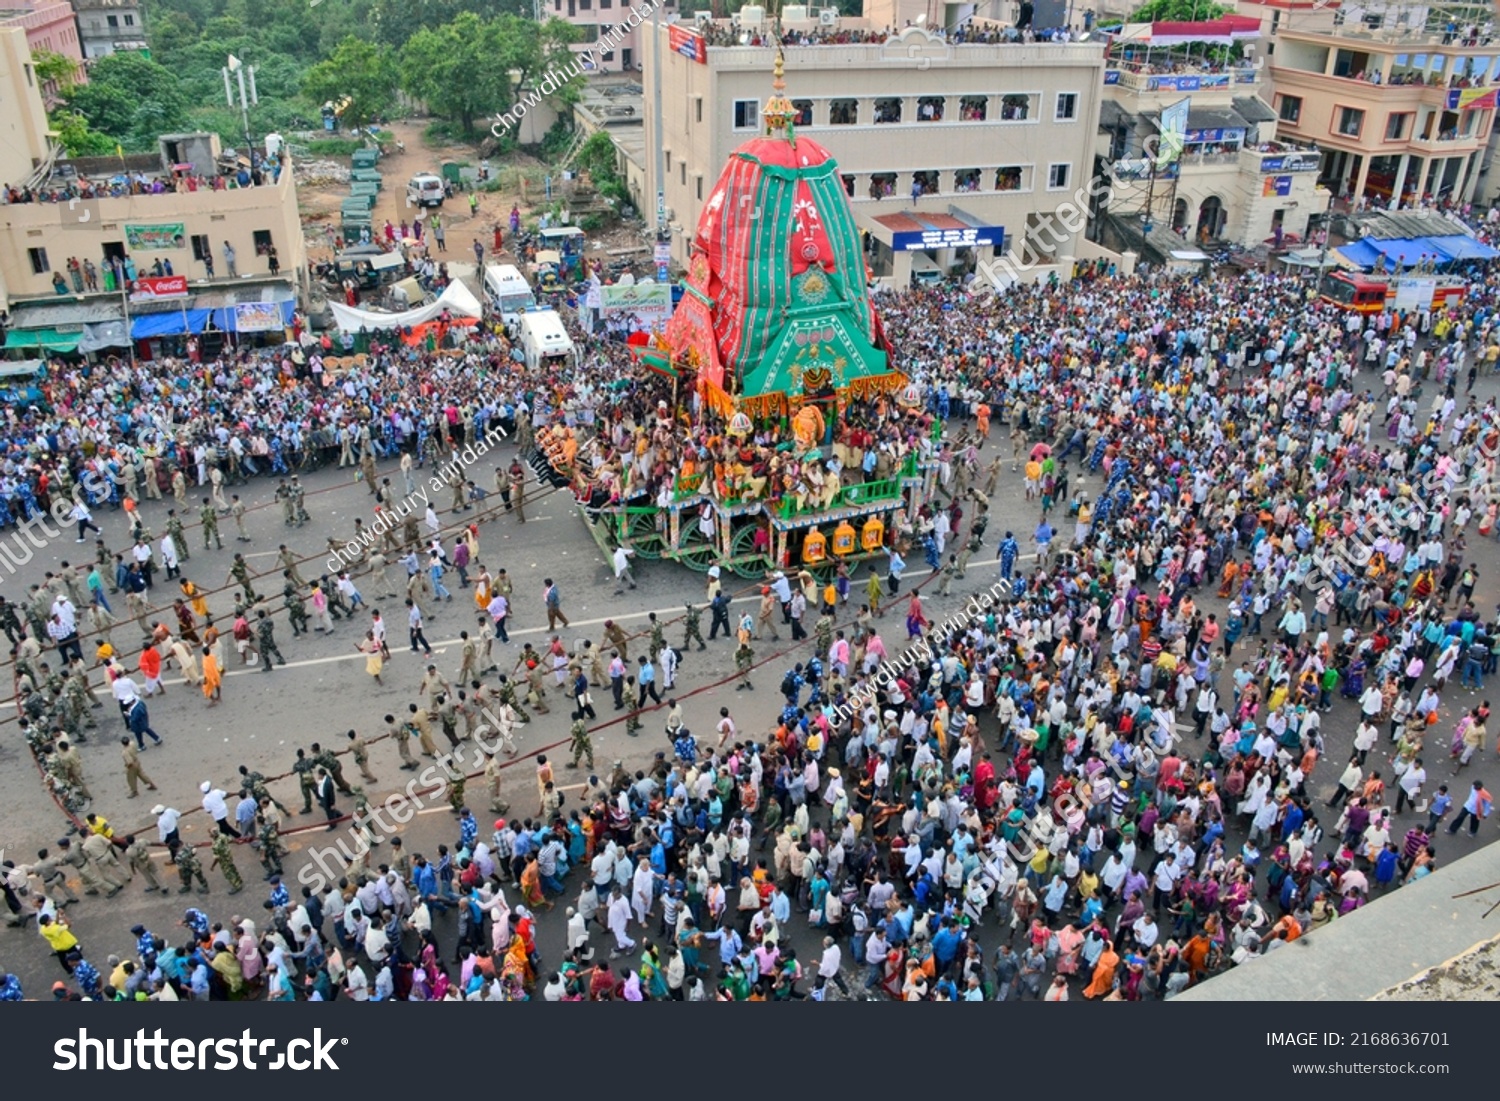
[1335,240,1382,268]
[130,309,211,339]
[1428,234,1500,262]
[1367,238,1432,268]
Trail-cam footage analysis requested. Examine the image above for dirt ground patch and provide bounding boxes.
[1374,932,1500,1000]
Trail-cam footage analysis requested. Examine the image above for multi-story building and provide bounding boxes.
[1096,18,1332,249]
[0,26,53,189]
[0,39,306,356]
[543,0,675,74]
[1259,4,1496,205]
[69,0,144,60]
[642,14,1108,285]
[0,0,82,94]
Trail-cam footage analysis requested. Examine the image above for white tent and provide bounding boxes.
[327,279,483,333]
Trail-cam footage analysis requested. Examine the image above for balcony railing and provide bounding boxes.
[1180,151,1241,168]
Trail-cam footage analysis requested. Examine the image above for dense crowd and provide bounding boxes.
[6,250,1500,1001]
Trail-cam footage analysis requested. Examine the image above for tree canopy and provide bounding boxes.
[1128,0,1231,22]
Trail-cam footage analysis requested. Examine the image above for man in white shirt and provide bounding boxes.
[200,782,238,838]
[153,804,182,849]
[612,546,636,594]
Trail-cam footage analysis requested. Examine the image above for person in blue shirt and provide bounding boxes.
[0,973,22,1001]
[70,953,101,998]
[457,808,478,852]
[930,917,963,976]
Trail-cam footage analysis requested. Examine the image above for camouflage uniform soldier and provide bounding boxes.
[283,581,309,636]
[256,611,285,671]
[735,641,756,690]
[166,510,190,562]
[200,499,223,550]
[227,554,258,603]
[648,614,666,662]
[209,831,244,895]
[292,749,318,812]
[123,835,161,893]
[683,603,707,652]
[956,530,982,579]
[171,841,210,894]
[239,766,290,817]
[290,476,310,525]
[257,815,285,878]
[567,718,594,770]
[814,615,834,662]
[496,675,532,723]
[447,770,466,814]
[276,480,296,526]
[312,742,353,794]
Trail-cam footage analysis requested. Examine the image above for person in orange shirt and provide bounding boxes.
[138,644,165,697]
[975,402,991,439]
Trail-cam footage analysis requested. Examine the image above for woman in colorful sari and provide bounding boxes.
[640,945,669,1000]
[519,854,546,910]
[1082,941,1119,999]
[500,935,534,993]
[1054,921,1085,977]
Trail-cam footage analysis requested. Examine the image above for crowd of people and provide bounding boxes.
[5,246,1500,1001]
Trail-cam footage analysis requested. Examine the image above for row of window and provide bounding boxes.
[731,91,1079,129]
[28,231,274,276]
[1279,93,1487,143]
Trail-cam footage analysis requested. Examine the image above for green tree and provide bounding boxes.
[399,12,562,136]
[1128,0,1230,21]
[49,110,118,157]
[302,37,398,128]
[31,49,80,93]
[65,51,190,147]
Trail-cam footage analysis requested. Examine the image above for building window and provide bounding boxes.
[23,64,32,86]
[912,170,938,196]
[696,177,703,200]
[917,96,944,122]
[107,13,117,26]
[841,174,854,196]
[959,95,987,121]
[1047,163,1070,190]
[580,0,590,9]
[695,98,702,123]
[1277,95,1301,124]
[793,99,812,126]
[995,165,1025,191]
[869,172,896,199]
[829,98,857,125]
[733,99,758,129]
[1000,93,1030,121]
[601,0,612,7]
[253,230,273,255]
[124,13,134,24]
[190,234,211,262]
[1385,111,1412,140]
[665,151,671,171]
[679,163,686,186]
[874,97,901,124]
[955,168,983,192]
[1335,105,1365,137]
[28,247,49,274]
[1055,92,1078,121]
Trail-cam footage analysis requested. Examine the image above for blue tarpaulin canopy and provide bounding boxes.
[130,310,211,339]
[1335,240,1382,268]
[1429,234,1500,262]
[1368,238,1433,268]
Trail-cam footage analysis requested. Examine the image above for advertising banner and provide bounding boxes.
[124,224,186,251]
[233,302,284,333]
[129,274,189,301]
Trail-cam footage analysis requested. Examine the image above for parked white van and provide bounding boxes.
[406,174,445,208]
[517,308,576,372]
